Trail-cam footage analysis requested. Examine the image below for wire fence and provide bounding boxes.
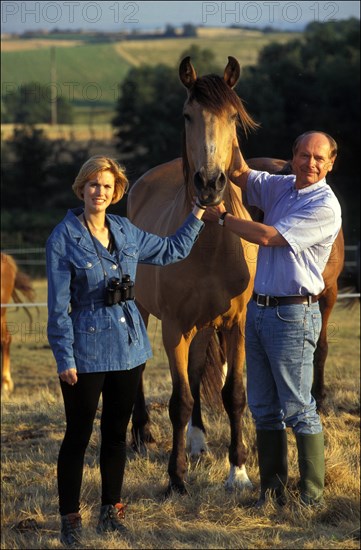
[1,245,360,306]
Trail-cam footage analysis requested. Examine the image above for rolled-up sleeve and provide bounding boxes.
[274,204,342,255]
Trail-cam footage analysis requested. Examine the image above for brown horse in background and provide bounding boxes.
[128,56,259,494]
[1,253,35,395]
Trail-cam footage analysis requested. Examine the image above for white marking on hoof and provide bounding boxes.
[224,464,253,492]
[186,424,208,456]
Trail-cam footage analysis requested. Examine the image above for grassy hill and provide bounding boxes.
[1,29,300,124]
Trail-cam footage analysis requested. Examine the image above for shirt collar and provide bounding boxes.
[294,177,327,195]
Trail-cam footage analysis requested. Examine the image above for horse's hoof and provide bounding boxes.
[164,482,189,498]
[131,430,156,454]
[225,465,253,492]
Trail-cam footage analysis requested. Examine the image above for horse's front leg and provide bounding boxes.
[163,321,195,495]
[222,323,252,491]
[1,320,13,395]
[187,329,215,456]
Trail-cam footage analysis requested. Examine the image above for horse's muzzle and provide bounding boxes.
[194,170,227,206]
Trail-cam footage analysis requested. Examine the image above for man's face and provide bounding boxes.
[292,134,336,189]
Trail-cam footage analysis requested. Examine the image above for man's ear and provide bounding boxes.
[326,156,336,172]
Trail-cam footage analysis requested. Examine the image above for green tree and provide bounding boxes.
[237,18,360,172]
[236,18,360,243]
[112,47,220,179]
[2,82,73,124]
[1,126,53,209]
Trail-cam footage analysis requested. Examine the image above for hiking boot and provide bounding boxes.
[96,503,127,534]
[60,512,82,547]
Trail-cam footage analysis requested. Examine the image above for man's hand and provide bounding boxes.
[201,202,226,223]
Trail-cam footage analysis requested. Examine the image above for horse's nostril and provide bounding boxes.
[217,172,227,190]
[194,171,205,188]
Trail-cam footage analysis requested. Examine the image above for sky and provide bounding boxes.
[1,1,360,34]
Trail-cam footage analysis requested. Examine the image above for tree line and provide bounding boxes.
[1,19,359,247]
[112,19,360,244]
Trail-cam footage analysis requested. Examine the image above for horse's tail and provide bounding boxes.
[201,331,226,410]
[12,259,36,322]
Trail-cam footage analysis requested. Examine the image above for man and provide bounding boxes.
[204,131,342,507]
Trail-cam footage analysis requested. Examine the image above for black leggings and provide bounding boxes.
[58,367,142,515]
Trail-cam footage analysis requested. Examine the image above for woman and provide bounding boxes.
[46,155,207,546]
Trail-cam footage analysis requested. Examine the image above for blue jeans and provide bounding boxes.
[246,300,322,434]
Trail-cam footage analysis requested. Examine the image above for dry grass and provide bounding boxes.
[1,280,360,549]
[1,123,114,141]
[0,39,83,52]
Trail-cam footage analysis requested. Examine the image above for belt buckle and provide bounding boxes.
[256,294,269,307]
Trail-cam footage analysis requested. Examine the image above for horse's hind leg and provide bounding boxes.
[131,363,156,452]
[1,320,13,395]
[312,286,337,410]
[163,322,195,495]
[130,304,155,451]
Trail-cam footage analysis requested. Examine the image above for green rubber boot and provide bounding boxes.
[256,429,288,507]
[296,432,325,506]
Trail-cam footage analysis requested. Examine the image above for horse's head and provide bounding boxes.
[179,56,258,206]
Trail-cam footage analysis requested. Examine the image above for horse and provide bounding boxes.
[128,56,259,494]
[1,252,35,395]
[128,56,345,494]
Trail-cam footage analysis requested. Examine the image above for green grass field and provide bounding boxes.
[1,30,300,124]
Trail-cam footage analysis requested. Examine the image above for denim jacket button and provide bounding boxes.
[89,326,95,332]
[86,262,92,268]
[111,264,117,270]
[119,317,126,323]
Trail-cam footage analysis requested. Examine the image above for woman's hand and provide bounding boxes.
[59,368,78,386]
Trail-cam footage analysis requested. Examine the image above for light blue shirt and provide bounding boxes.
[246,170,342,296]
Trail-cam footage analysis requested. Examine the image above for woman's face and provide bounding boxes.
[82,170,115,214]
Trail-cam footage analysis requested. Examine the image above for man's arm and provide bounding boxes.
[220,213,288,246]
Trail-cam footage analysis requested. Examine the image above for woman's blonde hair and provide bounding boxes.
[72,155,129,204]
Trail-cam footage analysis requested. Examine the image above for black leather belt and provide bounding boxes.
[252,292,318,307]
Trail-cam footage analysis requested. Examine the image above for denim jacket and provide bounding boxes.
[46,207,204,374]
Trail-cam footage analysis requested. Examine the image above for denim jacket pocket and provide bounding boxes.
[72,255,103,292]
[73,315,111,362]
[119,243,138,276]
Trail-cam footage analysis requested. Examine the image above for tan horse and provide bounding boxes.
[128,56,259,494]
[1,253,35,394]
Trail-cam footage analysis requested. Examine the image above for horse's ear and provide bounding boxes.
[179,56,197,89]
[223,56,240,89]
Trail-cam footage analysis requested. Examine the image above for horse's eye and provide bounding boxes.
[230,113,239,123]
